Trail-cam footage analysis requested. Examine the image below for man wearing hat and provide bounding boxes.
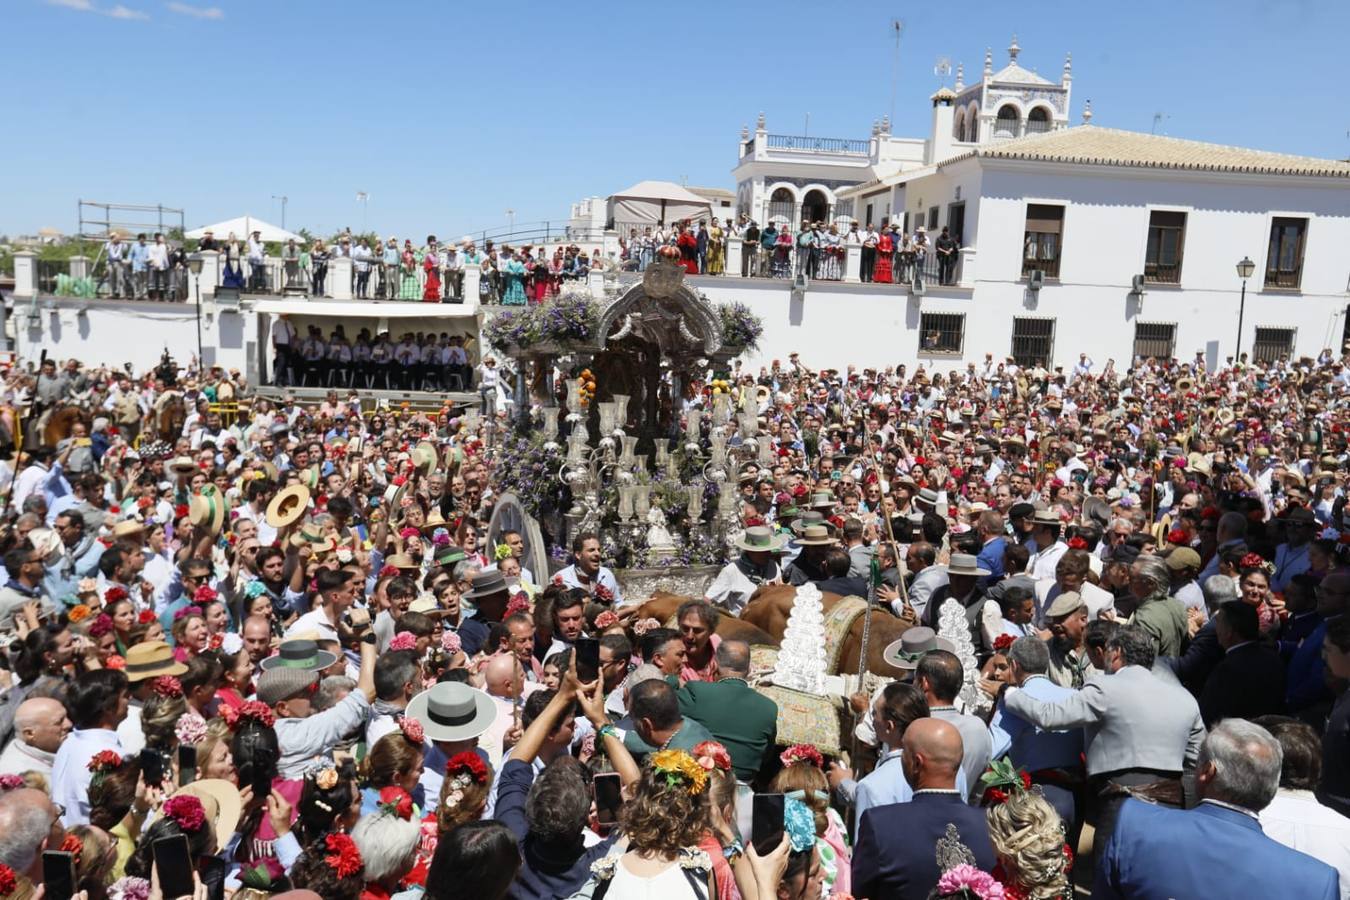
[1165,547,1206,621]
[1025,508,1068,581]
[456,570,507,656]
[782,524,837,586]
[922,554,990,630]
[260,633,377,779]
[115,640,188,757]
[1272,506,1318,593]
[406,680,497,811]
[705,526,785,614]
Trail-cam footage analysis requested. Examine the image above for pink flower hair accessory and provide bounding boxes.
[163,794,207,833]
[389,631,417,652]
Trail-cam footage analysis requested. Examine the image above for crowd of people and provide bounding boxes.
[0,338,1343,899]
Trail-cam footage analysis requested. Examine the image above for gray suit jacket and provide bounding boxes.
[1004,664,1205,777]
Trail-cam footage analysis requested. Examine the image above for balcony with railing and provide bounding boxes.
[765,134,871,156]
[1144,261,1182,285]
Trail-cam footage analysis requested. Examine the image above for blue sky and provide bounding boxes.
[5,0,1347,240]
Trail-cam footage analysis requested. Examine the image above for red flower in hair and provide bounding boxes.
[993,634,1016,653]
[59,833,83,864]
[223,700,277,729]
[324,833,364,879]
[446,751,489,784]
[692,741,732,773]
[0,863,16,895]
[208,633,224,651]
[592,584,613,603]
[378,564,400,578]
[193,585,219,604]
[104,585,129,604]
[163,794,206,833]
[152,676,183,698]
[1066,537,1088,551]
[137,609,157,624]
[377,786,414,820]
[88,750,122,774]
[1166,528,1188,544]
[174,504,189,519]
[505,594,531,618]
[1240,552,1268,570]
[106,654,126,670]
[779,744,825,769]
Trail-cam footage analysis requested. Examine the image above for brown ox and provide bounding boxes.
[630,591,779,647]
[741,583,919,679]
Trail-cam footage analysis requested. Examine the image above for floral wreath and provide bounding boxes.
[936,864,1006,900]
[389,631,418,652]
[650,749,709,795]
[377,785,414,820]
[175,713,207,748]
[163,794,207,833]
[192,585,219,605]
[137,609,157,625]
[440,631,463,655]
[398,716,425,744]
[779,743,824,770]
[324,832,364,879]
[692,741,732,773]
[504,594,531,618]
[172,605,203,623]
[1239,552,1274,575]
[88,613,115,638]
[446,751,489,784]
[104,585,129,604]
[592,583,614,604]
[221,700,277,730]
[68,604,93,624]
[244,579,268,600]
[1065,536,1089,551]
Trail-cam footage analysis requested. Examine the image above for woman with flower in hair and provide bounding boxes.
[213,633,254,714]
[359,719,426,816]
[187,717,235,783]
[587,748,717,898]
[83,614,120,668]
[170,606,208,662]
[230,708,285,866]
[769,744,851,895]
[200,597,230,638]
[1238,554,1286,636]
[405,750,493,888]
[125,612,166,649]
[106,595,137,655]
[291,832,365,900]
[88,753,158,879]
[140,675,188,759]
[124,793,220,884]
[352,791,423,900]
[691,741,745,900]
[983,769,1072,900]
[67,823,118,900]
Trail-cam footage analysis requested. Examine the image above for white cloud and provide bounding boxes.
[47,0,149,18]
[166,2,224,19]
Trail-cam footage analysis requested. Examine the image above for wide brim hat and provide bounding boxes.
[1215,407,1236,425]
[882,627,955,670]
[790,510,832,535]
[463,570,510,601]
[122,640,188,682]
[1082,497,1112,529]
[383,480,409,512]
[807,492,837,511]
[421,509,449,534]
[256,461,280,483]
[110,519,145,541]
[169,455,197,474]
[794,524,838,546]
[385,553,420,572]
[260,638,338,673]
[289,521,329,551]
[297,466,321,492]
[266,483,311,529]
[172,779,242,847]
[407,682,498,742]
[734,526,787,553]
[945,553,991,577]
[412,441,439,475]
[189,485,227,535]
[1031,508,1061,527]
[915,488,940,508]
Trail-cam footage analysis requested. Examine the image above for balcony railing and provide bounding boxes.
[1024,119,1052,135]
[1264,266,1302,290]
[1144,261,1182,284]
[765,134,870,155]
[1021,256,1061,279]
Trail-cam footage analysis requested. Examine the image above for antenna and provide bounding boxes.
[934,56,951,83]
[890,19,903,127]
[271,195,288,230]
[1151,112,1169,135]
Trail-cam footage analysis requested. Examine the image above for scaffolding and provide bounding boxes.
[76,200,186,295]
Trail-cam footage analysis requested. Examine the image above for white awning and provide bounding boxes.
[186,215,300,243]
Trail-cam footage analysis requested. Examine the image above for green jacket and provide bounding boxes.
[677,678,779,782]
[1129,594,1189,658]
[623,716,715,766]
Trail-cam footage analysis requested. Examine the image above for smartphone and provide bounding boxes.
[751,793,786,856]
[575,637,601,684]
[198,854,226,900]
[140,748,165,788]
[152,835,195,900]
[41,851,77,900]
[250,747,274,800]
[178,746,197,786]
[593,772,622,827]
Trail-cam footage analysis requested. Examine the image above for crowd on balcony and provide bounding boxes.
[0,336,1342,898]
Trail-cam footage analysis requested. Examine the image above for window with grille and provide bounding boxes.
[1133,322,1177,361]
[1265,218,1307,289]
[1011,318,1056,367]
[919,312,965,355]
[1252,327,1296,364]
[1145,210,1186,284]
[928,207,940,230]
[1022,204,1064,278]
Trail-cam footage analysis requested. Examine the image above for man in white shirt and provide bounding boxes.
[52,669,130,825]
[271,315,297,386]
[247,229,266,291]
[147,233,171,300]
[1026,509,1068,582]
[286,568,356,642]
[0,698,69,779]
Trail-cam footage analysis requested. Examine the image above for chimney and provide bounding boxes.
[927,89,957,164]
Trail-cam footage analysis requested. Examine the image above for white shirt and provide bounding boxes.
[1260,789,1350,900]
[52,727,123,826]
[1027,540,1068,583]
[116,703,146,757]
[285,606,339,642]
[0,739,56,778]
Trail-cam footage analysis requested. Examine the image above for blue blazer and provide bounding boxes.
[852,792,995,900]
[1095,798,1338,899]
[976,536,1007,586]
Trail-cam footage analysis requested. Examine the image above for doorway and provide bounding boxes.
[802,190,829,226]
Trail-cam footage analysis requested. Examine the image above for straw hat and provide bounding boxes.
[122,640,187,682]
[406,682,497,742]
[288,521,329,551]
[412,441,439,475]
[189,485,227,535]
[265,484,311,529]
[733,526,787,554]
[794,524,838,547]
[297,466,321,492]
[171,779,242,848]
[168,456,197,475]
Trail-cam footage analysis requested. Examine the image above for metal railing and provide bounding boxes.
[1021,256,1061,279]
[765,134,870,155]
[1024,119,1052,134]
[1252,328,1296,364]
[1264,266,1302,290]
[1011,318,1056,367]
[36,260,69,295]
[1144,261,1182,284]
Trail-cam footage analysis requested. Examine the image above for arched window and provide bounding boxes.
[967,105,979,142]
[1026,106,1051,134]
[995,105,1019,139]
[954,109,966,142]
[768,187,795,226]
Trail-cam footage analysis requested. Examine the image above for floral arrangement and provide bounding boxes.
[1240,552,1274,575]
[780,744,824,769]
[106,654,126,670]
[324,832,365,879]
[399,717,425,744]
[592,584,614,604]
[389,632,418,652]
[173,605,203,622]
[306,763,339,791]
[68,604,93,624]
[377,786,414,820]
[219,632,244,656]
[446,751,489,785]
[631,617,661,636]
[222,700,277,729]
[163,794,206,833]
[979,758,1032,806]
[784,797,817,853]
[505,594,531,618]
[936,864,1007,899]
[88,750,122,779]
[88,613,115,638]
[440,631,463,655]
[992,634,1016,654]
[175,712,207,746]
[717,301,763,351]
[483,290,599,351]
[108,875,151,900]
[692,741,732,773]
[59,833,83,864]
[1065,536,1089,551]
[650,749,709,795]
[152,676,183,698]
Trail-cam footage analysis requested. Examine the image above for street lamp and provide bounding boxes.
[188,252,204,371]
[1235,256,1255,359]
